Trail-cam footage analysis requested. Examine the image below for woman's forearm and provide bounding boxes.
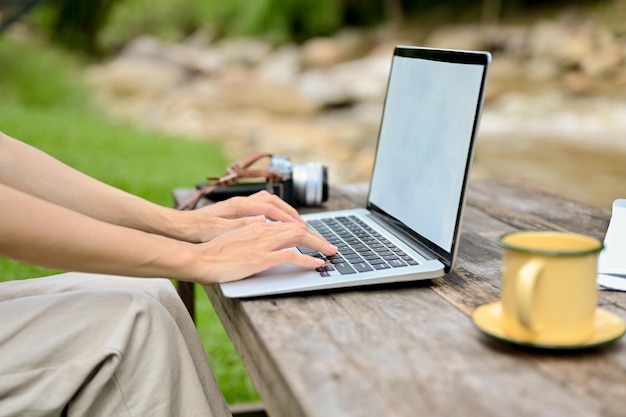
[0,132,190,240]
[0,183,198,280]
[0,183,335,284]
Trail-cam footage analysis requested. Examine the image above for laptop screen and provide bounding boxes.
[368,47,490,266]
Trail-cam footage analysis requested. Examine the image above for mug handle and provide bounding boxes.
[516,259,544,330]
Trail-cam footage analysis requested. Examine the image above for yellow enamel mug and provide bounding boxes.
[499,231,604,345]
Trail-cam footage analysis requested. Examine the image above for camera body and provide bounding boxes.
[203,155,329,207]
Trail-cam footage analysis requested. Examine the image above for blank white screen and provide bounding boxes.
[369,54,485,251]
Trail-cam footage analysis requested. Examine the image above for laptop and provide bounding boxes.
[220,45,491,298]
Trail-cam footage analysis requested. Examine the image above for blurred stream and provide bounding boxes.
[474,92,626,210]
[474,137,626,209]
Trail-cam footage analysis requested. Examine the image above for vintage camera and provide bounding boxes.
[203,155,329,207]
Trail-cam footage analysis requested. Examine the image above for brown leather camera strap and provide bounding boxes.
[176,153,283,210]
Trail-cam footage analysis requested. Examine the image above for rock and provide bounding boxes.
[612,66,626,88]
[579,42,623,77]
[163,43,225,76]
[524,17,623,77]
[524,57,561,82]
[212,37,273,67]
[221,76,317,116]
[117,35,224,76]
[183,28,217,49]
[330,56,391,102]
[88,56,186,98]
[296,69,349,108]
[119,35,165,59]
[334,28,375,60]
[425,25,493,50]
[426,24,529,56]
[295,55,390,108]
[483,25,527,56]
[488,55,526,82]
[525,19,595,66]
[301,37,347,68]
[563,72,596,95]
[163,79,222,112]
[257,44,302,84]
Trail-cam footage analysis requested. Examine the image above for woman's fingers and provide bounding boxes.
[207,215,267,238]
[187,191,310,242]
[201,191,304,223]
[195,221,337,284]
[223,221,336,256]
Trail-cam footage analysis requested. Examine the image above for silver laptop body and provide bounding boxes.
[221,45,491,298]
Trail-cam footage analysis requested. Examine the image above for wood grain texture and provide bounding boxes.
[193,179,626,417]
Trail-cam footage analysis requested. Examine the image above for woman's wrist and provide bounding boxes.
[158,207,199,243]
[128,202,201,243]
[142,237,205,282]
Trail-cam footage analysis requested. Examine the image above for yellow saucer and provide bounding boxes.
[471,302,626,350]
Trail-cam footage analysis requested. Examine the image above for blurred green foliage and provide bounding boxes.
[21,0,603,53]
[100,0,212,48]
[0,35,87,108]
[57,0,475,49]
[204,0,343,43]
[49,0,117,52]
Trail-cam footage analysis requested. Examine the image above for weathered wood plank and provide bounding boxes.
[437,180,626,417]
[205,285,310,417]
[467,178,610,238]
[434,178,620,312]
[206,282,614,417]
[196,179,626,417]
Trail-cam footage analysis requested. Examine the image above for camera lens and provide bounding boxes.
[293,162,327,206]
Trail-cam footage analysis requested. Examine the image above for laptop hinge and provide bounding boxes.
[366,212,438,262]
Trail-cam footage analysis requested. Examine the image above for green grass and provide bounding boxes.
[0,36,258,403]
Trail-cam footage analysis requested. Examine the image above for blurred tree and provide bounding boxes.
[24,0,604,53]
[482,0,502,23]
[0,0,48,32]
[205,0,343,43]
[48,0,118,52]
[100,0,208,48]
[385,0,406,27]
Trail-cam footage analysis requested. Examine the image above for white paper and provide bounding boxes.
[598,199,626,291]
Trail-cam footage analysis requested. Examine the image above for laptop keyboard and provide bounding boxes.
[297,215,419,277]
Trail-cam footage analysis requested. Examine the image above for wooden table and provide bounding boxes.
[175,179,626,417]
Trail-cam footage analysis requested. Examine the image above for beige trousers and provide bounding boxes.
[0,272,231,417]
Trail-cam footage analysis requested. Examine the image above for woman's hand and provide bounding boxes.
[180,190,306,242]
[187,220,337,284]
